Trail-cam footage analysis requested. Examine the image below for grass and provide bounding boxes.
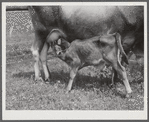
[6,32,144,110]
[5,11,144,110]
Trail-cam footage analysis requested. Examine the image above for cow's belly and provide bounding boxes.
[61,6,117,21]
[60,6,121,40]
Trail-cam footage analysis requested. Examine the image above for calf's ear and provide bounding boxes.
[61,38,70,48]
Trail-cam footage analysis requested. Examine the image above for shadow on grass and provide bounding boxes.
[12,70,143,98]
[12,70,112,89]
[13,71,34,79]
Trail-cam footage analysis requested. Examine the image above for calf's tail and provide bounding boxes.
[115,33,129,65]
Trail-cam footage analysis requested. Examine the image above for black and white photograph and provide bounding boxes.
[2,1,148,120]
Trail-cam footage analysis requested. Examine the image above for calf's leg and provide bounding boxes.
[113,62,132,97]
[104,49,132,97]
[66,67,79,93]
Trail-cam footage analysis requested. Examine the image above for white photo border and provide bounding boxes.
[2,2,148,120]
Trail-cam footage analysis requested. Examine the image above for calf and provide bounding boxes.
[28,6,143,84]
[53,33,132,97]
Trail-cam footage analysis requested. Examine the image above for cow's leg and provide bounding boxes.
[136,54,143,65]
[66,67,79,93]
[31,34,45,82]
[110,68,117,87]
[40,42,51,82]
[127,51,133,59]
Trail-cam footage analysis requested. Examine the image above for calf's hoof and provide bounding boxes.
[65,87,71,94]
[65,90,69,94]
[126,92,133,98]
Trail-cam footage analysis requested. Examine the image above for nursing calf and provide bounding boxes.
[53,33,132,97]
[28,6,143,84]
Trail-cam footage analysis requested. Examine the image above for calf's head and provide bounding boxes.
[54,38,70,59]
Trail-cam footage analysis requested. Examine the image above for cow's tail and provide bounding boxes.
[115,33,129,65]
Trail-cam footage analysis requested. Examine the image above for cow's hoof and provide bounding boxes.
[109,83,114,88]
[45,78,50,84]
[35,76,44,82]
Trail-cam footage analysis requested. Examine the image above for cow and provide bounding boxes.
[122,30,144,64]
[52,32,131,97]
[28,6,144,93]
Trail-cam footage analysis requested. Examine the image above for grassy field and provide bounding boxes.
[6,12,144,110]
